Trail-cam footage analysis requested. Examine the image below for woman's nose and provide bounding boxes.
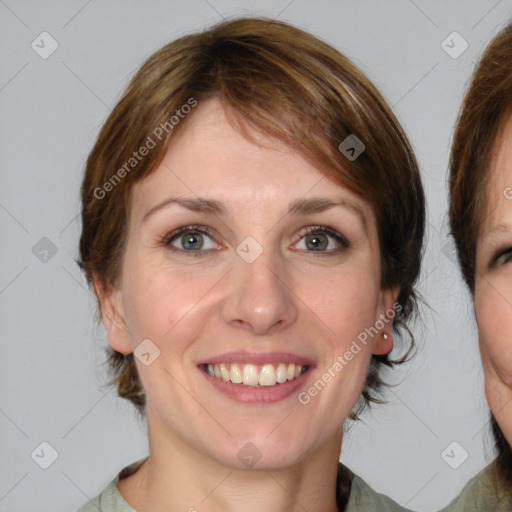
[221,244,299,336]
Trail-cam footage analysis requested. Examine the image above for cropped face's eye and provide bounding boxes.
[157,222,353,260]
[292,225,351,256]
[161,224,221,257]
[492,246,512,267]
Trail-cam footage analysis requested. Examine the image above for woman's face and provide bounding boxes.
[97,97,397,470]
[475,113,512,447]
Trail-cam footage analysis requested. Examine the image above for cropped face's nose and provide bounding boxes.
[220,241,298,336]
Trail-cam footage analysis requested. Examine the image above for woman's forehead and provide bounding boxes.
[129,100,372,223]
[489,113,512,172]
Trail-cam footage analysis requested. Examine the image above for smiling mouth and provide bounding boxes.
[199,362,310,387]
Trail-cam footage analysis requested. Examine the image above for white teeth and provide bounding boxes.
[276,363,288,383]
[287,363,295,380]
[243,364,259,386]
[220,363,230,381]
[259,364,276,386]
[205,362,308,386]
[230,363,243,384]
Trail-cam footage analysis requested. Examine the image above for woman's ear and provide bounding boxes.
[92,273,133,355]
[372,286,400,356]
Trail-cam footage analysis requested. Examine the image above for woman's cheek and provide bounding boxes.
[476,288,512,388]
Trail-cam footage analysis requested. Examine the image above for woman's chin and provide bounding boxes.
[217,451,302,472]
[203,436,308,471]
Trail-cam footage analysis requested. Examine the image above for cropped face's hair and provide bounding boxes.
[449,23,512,292]
[449,23,512,493]
[78,16,425,419]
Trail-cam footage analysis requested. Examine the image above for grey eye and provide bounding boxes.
[172,231,217,251]
[493,247,512,267]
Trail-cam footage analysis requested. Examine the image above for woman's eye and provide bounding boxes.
[162,224,350,258]
[163,225,220,256]
[294,226,350,254]
[493,247,512,267]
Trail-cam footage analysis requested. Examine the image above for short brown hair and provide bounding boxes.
[78,16,425,419]
[449,23,512,292]
[449,22,512,495]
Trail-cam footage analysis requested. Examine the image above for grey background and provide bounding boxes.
[1,1,510,511]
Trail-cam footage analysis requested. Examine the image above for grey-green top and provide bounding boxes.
[439,461,512,512]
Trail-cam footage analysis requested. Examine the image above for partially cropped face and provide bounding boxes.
[97,97,397,470]
[475,113,512,448]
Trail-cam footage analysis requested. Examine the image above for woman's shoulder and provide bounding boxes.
[76,458,147,512]
[339,463,413,512]
[439,460,512,512]
[76,479,133,512]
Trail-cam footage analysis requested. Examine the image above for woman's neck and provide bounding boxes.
[117,414,344,512]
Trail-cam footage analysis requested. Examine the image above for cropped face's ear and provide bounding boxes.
[92,273,132,355]
[372,286,400,356]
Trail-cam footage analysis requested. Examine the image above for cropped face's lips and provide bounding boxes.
[196,351,316,367]
[196,351,316,403]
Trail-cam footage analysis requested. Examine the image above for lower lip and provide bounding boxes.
[199,367,312,404]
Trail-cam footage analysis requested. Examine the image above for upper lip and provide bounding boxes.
[196,351,316,367]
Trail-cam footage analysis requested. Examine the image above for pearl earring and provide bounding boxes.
[383,333,389,339]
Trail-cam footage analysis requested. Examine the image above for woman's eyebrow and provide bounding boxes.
[289,197,368,232]
[142,196,368,231]
[143,197,226,221]
[481,222,512,241]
